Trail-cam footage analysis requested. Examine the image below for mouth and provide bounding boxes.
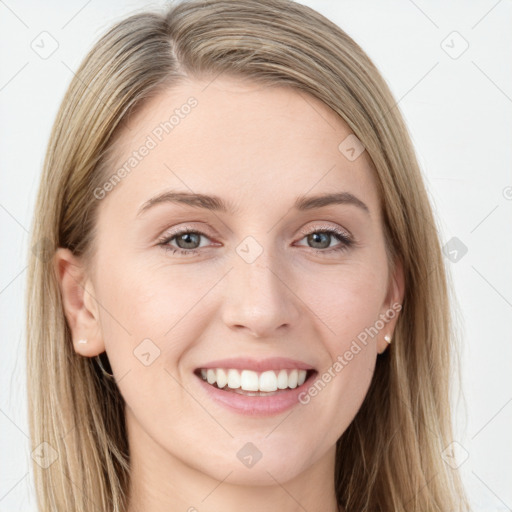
[193,367,318,396]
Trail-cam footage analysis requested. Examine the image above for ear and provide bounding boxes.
[376,257,405,355]
[53,248,105,357]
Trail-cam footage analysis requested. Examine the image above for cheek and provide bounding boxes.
[92,254,185,376]
[92,256,207,420]
[294,262,383,418]
[95,252,209,340]
[297,261,386,355]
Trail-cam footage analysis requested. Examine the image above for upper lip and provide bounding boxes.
[196,357,316,372]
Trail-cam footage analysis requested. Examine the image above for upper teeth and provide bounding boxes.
[200,368,308,392]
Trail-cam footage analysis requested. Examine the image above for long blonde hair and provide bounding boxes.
[26,0,471,510]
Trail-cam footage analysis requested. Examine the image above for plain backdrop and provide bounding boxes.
[1,0,511,510]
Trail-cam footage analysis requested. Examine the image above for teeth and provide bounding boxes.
[289,369,298,388]
[259,370,277,392]
[241,370,259,391]
[216,368,228,389]
[277,369,288,389]
[227,369,241,389]
[199,368,309,392]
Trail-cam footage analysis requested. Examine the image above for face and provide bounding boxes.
[57,76,403,490]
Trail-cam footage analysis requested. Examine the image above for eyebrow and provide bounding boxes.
[137,190,370,217]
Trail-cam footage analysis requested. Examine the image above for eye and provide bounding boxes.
[157,228,212,256]
[295,225,354,254]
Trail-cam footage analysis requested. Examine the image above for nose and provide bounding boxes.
[221,248,301,339]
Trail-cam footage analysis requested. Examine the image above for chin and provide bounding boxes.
[197,443,313,487]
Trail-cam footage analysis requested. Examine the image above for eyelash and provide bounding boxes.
[157,225,355,257]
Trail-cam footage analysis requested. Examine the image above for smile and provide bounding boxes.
[193,357,318,415]
[194,368,316,395]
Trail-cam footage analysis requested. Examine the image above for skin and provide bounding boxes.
[55,76,404,512]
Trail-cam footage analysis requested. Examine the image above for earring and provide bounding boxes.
[95,352,115,379]
[384,334,392,344]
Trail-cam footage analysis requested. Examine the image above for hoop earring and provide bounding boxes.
[95,352,115,379]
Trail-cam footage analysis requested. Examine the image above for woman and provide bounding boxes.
[26,0,471,510]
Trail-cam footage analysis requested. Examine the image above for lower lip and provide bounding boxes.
[194,371,317,417]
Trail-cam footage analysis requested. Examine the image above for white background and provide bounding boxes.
[1,1,511,510]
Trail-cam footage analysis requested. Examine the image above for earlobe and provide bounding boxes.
[377,257,405,355]
[53,248,105,357]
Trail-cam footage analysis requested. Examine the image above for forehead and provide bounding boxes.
[101,76,380,220]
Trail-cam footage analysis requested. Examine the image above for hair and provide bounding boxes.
[26,0,471,510]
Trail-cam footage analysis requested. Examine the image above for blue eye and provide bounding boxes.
[296,226,354,253]
[158,226,354,256]
[158,229,210,256]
